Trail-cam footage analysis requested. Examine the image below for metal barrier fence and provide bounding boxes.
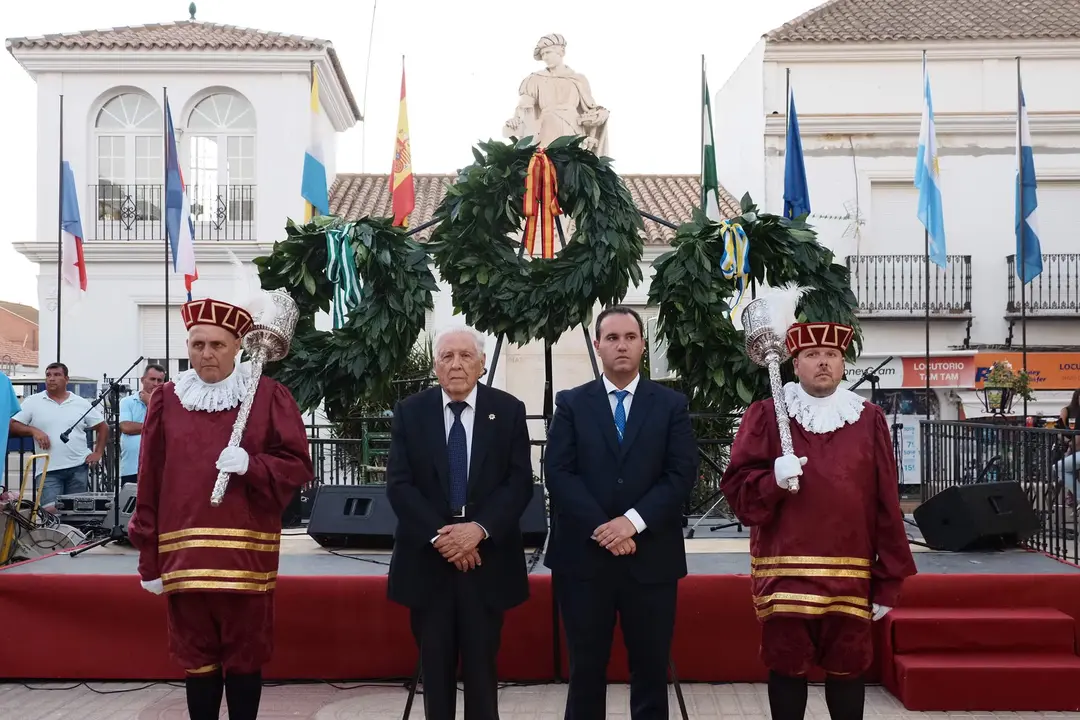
[3,410,739,521]
[920,420,1079,565]
[304,414,738,518]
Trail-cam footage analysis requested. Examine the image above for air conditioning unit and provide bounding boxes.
[645,316,676,381]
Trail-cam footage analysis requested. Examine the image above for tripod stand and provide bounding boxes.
[69,356,144,557]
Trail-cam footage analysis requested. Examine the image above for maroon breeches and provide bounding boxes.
[167,591,274,675]
[759,614,873,676]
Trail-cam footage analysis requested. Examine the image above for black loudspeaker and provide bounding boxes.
[913,481,1039,552]
[521,484,548,549]
[307,484,398,549]
[306,483,550,550]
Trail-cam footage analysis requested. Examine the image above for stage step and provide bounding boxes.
[884,607,1080,711]
[893,652,1080,711]
[890,607,1077,655]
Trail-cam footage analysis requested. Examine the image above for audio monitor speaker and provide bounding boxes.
[307,484,398,549]
[913,481,1039,552]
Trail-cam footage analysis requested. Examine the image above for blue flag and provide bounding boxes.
[783,90,810,220]
[915,56,947,269]
[1015,89,1042,284]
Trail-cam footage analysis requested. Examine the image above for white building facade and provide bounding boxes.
[6,20,360,382]
[714,0,1080,425]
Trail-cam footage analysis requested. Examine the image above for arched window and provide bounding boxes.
[94,93,163,231]
[187,92,256,228]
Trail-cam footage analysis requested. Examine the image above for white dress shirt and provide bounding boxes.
[432,384,488,542]
[602,374,648,533]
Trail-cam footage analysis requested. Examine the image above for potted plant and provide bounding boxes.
[978,360,1034,415]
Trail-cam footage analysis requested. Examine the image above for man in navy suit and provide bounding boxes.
[544,306,699,720]
[386,326,534,720]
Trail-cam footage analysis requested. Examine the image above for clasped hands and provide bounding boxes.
[433,522,486,572]
[592,516,637,556]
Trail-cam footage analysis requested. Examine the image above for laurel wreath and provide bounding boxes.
[647,195,861,414]
[253,215,437,421]
[428,136,645,346]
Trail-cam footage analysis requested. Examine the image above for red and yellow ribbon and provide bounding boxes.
[522,149,562,258]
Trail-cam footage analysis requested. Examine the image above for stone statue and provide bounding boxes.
[503,33,610,155]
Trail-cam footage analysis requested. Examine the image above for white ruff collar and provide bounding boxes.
[174,362,251,413]
[783,381,865,434]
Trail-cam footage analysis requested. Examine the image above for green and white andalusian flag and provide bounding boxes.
[701,76,722,221]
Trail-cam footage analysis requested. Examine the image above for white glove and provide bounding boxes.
[872,603,891,621]
[141,578,164,595]
[216,446,250,475]
[774,455,808,489]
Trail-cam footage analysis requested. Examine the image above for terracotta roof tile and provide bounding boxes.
[5,21,361,120]
[767,0,1080,43]
[328,173,741,244]
[0,339,37,369]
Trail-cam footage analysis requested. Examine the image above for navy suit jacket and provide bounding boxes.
[543,376,699,583]
[385,384,534,611]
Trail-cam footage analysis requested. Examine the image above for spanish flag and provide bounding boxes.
[390,59,415,227]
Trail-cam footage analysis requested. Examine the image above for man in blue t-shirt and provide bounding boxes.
[1,370,19,482]
[119,364,166,484]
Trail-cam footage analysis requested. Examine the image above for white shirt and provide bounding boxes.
[433,384,488,541]
[601,374,647,533]
[13,391,105,471]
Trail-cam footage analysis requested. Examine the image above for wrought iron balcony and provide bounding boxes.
[845,254,973,319]
[89,183,256,242]
[1006,253,1080,317]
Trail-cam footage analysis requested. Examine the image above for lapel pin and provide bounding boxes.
[488,414,496,420]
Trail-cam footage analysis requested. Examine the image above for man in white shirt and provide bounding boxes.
[9,362,108,510]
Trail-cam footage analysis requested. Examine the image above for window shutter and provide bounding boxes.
[139,305,188,358]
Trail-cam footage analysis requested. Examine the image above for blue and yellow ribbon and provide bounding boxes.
[718,220,751,313]
[325,224,362,329]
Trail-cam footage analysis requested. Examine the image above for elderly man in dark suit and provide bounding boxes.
[386,325,534,720]
[545,305,699,720]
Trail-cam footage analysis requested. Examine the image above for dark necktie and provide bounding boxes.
[447,401,468,510]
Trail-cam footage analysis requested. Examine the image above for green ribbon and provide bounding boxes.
[325,224,362,329]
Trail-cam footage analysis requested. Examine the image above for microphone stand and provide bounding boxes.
[69,356,144,557]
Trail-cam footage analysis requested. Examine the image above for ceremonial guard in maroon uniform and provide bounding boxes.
[128,296,313,720]
[721,321,916,720]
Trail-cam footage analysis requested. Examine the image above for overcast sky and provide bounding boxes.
[0,0,820,308]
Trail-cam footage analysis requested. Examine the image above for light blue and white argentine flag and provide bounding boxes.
[1015,89,1042,283]
[915,56,946,269]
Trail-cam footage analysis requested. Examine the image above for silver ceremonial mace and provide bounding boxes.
[210,289,300,507]
[741,296,800,493]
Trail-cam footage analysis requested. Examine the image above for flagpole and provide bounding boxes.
[922,51,931,422]
[785,68,791,144]
[163,86,171,380]
[1017,56,1027,419]
[56,94,64,363]
[699,54,705,208]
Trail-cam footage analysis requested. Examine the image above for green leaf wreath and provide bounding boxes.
[647,194,861,414]
[253,216,438,421]
[428,135,645,345]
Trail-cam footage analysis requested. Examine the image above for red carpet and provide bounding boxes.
[1,563,1080,691]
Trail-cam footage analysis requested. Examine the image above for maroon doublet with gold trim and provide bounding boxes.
[720,398,916,675]
[128,375,312,675]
